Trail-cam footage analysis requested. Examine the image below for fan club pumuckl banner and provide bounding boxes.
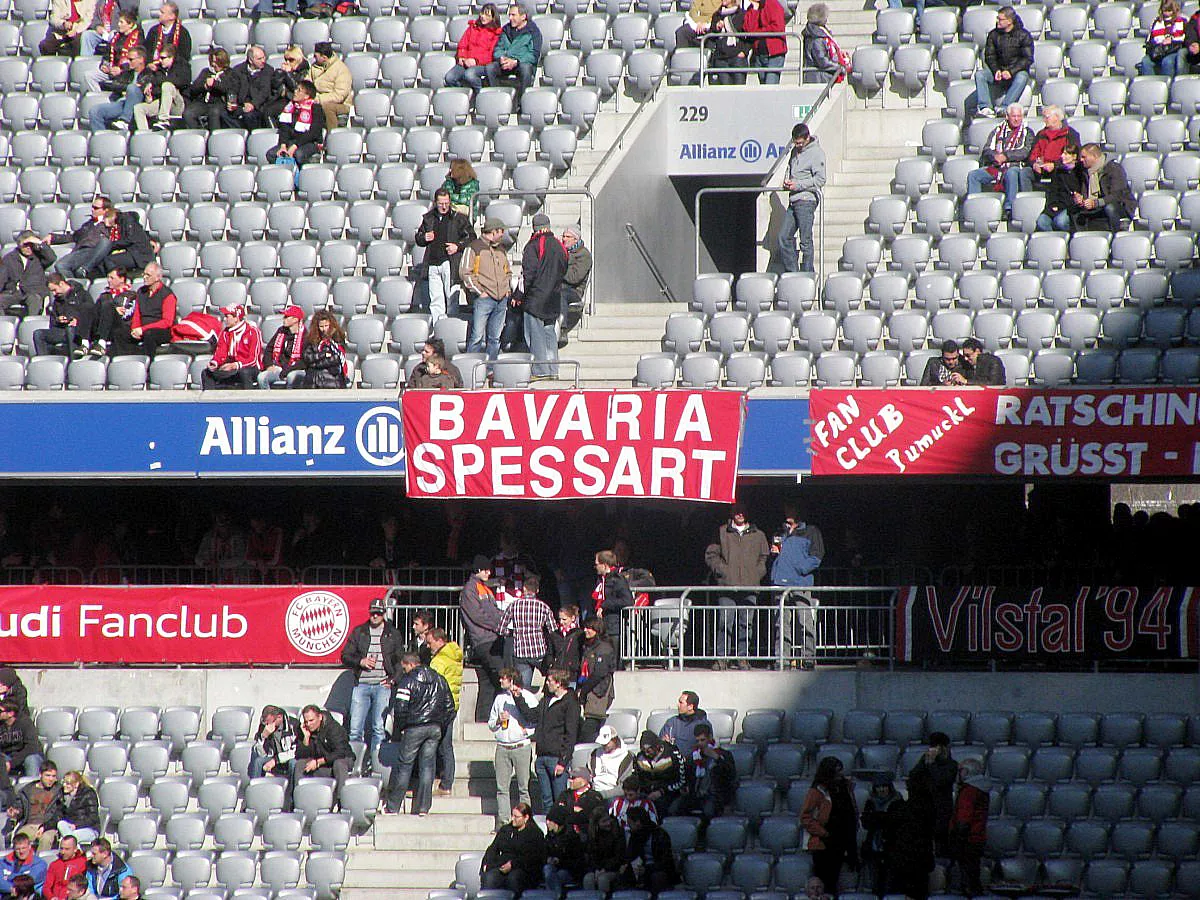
[809,387,1200,477]
[0,586,379,665]
[895,585,1200,663]
[401,390,746,502]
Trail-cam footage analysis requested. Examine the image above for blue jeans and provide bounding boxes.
[249,753,294,780]
[437,713,455,790]
[1036,210,1071,232]
[81,30,107,56]
[754,53,784,85]
[1139,49,1184,76]
[715,594,754,659]
[53,238,111,278]
[973,67,1029,112]
[524,312,558,377]
[427,260,454,324]
[777,200,818,273]
[469,295,508,360]
[88,84,143,130]
[258,367,306,389]
[966,166,1031,214]
[486,60,536,90]
[349,682,392,761]
[386,723,442,815]
[534,754,566,812]
[445,64,489,91]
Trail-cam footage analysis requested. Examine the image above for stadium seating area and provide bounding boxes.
[25,703,377,899]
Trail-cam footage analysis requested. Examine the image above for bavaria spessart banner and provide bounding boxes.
[0,586,379,664]
[402,390,746,501]
[809,387,1200,477]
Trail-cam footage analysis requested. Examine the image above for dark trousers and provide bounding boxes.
[112,327,173,358]
[286,758,350,811]
[0,289,45,316]
[951,842,984,897]
[39,26,80,56]
[482,867,535,892]
[93,300,129,344]
[472,639,505,722]
[267,143,319,166]
[708,55,748,85]
[101,249,148,276]
[811,848,845,897]
[33,324,83,357]
[436,712,455,789]
[183,101,228,130]
[386,723,442,815]
[579,717,603,744]
[201,366,260,389]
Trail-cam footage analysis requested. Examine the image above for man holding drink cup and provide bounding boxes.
[488,668,540,832]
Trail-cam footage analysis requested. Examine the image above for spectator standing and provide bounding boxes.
[516,214,567,379]
[341,600,402,772]
[771,504,825,669]
[801,757,858,897]
[909,732,957,857]
[46,198,112,279]
[486,4,543,95]
[0,702,40,779]
[33,276,96,360]
[658,692,710,759]
[1071,143,1135,233]
[706,0,749,85]
[43,835,87,900]
[309,42,353,131]
[461,217,513,362]
[743,0,787,84]
[588,725,632,799]
[416,189,475,326]
[961,338,1006,386]
[42,771,100,848]
[480,802,547,892]
[89,268,136,358]
[533,670,581,813]
[113,263,176,359]
[291,705,353,805]
[1141,0,1187,75]
[919,340,969,386]
[193,510,246,574]
[226,45,275,130]
[40,0,97,56]
[443,159,481,217]
[133,43,189,131]
[445,3,503,93]
[972,6,1033,117]
[801,4,845,84]
[632,731,685,811]
[1035,141,1082,232]
[247,705,298,779]
[576,616,616,743]
[860,774,902,897]
[0,836,47,896]
[118,875,140,900]
[0,232,56,317]
[97,207,154,277]
[201,305,263,390]
[545,604,583,685]
[144,2,190,68]
[385,655,454,816]
[558,225,591,344]
[266,81,326,169]
[949,759,989,897]
[245,517,283,576]
[301,311,349,389]
[887,769,935,899]
[542,806,585,892]
[491,532,537,599]
[706,505,770,670]
[409,609,435,665]
[183,48,235,129]
[84,839,129,900]
[460,555,506,722]
[9,761,60,849]
[1028,106,1081,187]
[621,806,677,893]
[670,722,736,822]
[776,124,825,274]
[258,305,307,389]
[965,104,1034,218]
[500,574,555,689]
[488,668,539,832]
[592,550,632,657]
[426,628,464,797]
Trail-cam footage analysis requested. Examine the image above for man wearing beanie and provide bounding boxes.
[460,556,505,722]
[515,213,567,380]
[259,305,307,389]
[461,217,513,362]
[542,804,584,892]
[309,41,352,131]
[553,767,604,832]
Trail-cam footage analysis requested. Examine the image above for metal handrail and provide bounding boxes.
[625,222,678,303]
[695,30,807,85]
[452,357,584,389]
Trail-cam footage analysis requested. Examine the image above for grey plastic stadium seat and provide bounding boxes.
[840,236,883,275]
[768,352,811,387]
[919,119,960,165]
[865,195,909,241]
[734,273,778,313]
[749,312,792,356]
[691,273,732,315]
[625,49,667,100]
[892,44,933,94]
[679,353,721,388]
[795,313,839,354]
[635,354,677,388]
[813,352,857,388]
[1075,349,1119,385]
[841,313,883,353]
[849,45,890,95]
[1030,349,1075,387]
[858,351,902,387]
[866,272,911,317]
[874,7,915,48]
[893,157,935,201]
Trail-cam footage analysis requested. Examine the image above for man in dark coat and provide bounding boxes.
[384,654,455,816]
[1072,143,1136,232]
[98,208,155,277]
[973,6,1034,116]
[46,198,112,278]
[0,232,56,316]
[415,188,475,325]
[920,340,970,387]
[516,213,567,379]
[227,45,276,130]
[460,556,505,723]
[32,276,96,359]
[290,704,353,807]
[908,732,958,858]
[961,338,1006,386]
[340,599,404,773]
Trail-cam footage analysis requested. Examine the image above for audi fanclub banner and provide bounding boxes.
[809,387,1200,477]
[895,586,1199,663]
[401,390,746,502]
[0,586,378,665]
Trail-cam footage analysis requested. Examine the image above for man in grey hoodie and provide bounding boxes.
[776,124,826,274]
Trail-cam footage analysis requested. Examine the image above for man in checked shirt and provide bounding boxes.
[499,575,556,689]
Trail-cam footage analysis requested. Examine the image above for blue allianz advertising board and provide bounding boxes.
[0,393,810,478]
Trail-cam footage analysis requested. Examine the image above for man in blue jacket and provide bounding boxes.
[0,834,48,894]
[770,504,824,669]
[85,838,131,899]
[486,3,543,93]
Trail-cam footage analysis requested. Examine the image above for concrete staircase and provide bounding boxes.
[568,301,689,385]
[824,0,884,53]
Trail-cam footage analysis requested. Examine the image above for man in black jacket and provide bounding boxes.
[97,208,155,278]
[144,1,191,68]
[385,653,454,816]
[133,43,190,132]
[460,556,505,723]
[265,81,326,168]
[46,198,112,279]
[183,48,235,130]
[33,276,96,359]
[0,702,41,779]
[415,188,475,326]
[0,232,56,316]
[290,705,353,807]
[89,268,137,358]
[516,213,567,379]
[961,338,1006,386]
[87,46,155,132]
[533,669,580,814]
[920,339,970,387]
[593,550,633,660]
[227,45,275,130]
[669,722,736,823]
[341,600,403,773]
[972,6,1034,117]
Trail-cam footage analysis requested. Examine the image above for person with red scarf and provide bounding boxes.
[444,2,503,92]
[202,305,264,390]
[258,305,307,389]
[965,103,1035,218]
[80,0,136,58]
[84,10,143,93]
[1141,0,1188,75]
[40,0,98,56]
[1028,105,1082,187]
[301,310,349,389]
[267,81,326,168]
[144,1,191,68]
[591,550,632,659]
[743,0,787,84]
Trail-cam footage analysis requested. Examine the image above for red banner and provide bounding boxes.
[0,586,379,664]
[402,390,745,502]
[810,387,1200,477]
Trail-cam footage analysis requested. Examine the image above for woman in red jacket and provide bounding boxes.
[445,3,503,92]
[743,0,788,84]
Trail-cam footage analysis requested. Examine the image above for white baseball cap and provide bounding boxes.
[596,725,619,744]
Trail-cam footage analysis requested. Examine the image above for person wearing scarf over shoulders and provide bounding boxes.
[267,80,326,168]
[202,305,263,390]
[84,10,142,93]
[258,305,308,389]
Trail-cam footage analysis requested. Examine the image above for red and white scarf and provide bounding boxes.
[280,99,316,133]
[270,328,303,368]
[319,339,349,378]
[64,0,83,25]
[985,121,1028,179]
[97,0,118,28]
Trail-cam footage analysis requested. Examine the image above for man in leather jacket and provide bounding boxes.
[290,705,353,809]
[385,653,455,816]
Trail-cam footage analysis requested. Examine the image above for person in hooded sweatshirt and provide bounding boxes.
[775,123,826,275]
[588,725,633,799]
[771,505,825,669]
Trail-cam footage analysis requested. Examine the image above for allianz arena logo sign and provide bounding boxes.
[285,590,352,657]
[677,139,789,164]
[197,406,404,468]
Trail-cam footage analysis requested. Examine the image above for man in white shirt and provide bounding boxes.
[487,667,539,832]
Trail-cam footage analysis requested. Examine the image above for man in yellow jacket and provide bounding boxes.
[427,627,463,797]
[309,41,353,131]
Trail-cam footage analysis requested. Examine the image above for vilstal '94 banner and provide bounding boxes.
[810,387,1200,477]
[402,390,746,502]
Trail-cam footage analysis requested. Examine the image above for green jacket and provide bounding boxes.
[442,176,479,212]
[494,21,542,67]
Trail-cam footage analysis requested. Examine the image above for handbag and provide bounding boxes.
[273,154,300,188]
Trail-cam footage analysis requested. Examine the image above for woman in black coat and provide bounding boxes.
[481,802,547,893]
[301,311,349,390]
[41,770,101,845]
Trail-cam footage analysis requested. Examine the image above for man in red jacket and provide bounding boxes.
[743,0,788,84]
[43,835,87,900]
[115,263,177,358]
[949,758,989,897]
[202,305,264,390]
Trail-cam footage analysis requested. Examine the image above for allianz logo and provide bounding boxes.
[198,406,405,467]
[678,139,790,163]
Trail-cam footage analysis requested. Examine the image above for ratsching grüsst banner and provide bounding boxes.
[401,390,746,502]
[0,586,379,665]
[809,387,1200,477]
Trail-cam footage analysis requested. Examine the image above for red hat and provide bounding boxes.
[220,304,246,320]
[282,305,305,320]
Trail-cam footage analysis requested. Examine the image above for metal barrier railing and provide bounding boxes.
[696,31,809,86]
[452,357,584,389]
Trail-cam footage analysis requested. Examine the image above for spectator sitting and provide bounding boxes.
[301,310,349,389]
[263,46,310,124]
[87,45,153,132]
[542,805,585,893]
[1141,0,1187,76]
[706,0,749,85]
[33,275,96,360]
[486,4,543,96]
[45,197,112,279]
[117,875,141,900]
[80,0,138,59]
[588,725,632,799]
[965,103,1034,218]
[266,80,326,169]
[97,207,155,278]
[88,268,137,358]
[607,776,658,835]
[961,337,1006,386]
[445,3,503,93]
[480,802,547,892]
[194,510,247,572]
[407,352,459,389]
[11,872,42,900]
[675,0,721,49]
[84,838,130,900]
[443,159,481,217]
[581,810,625,892]
[0,701,41,779]
[39,0,97,57]
[310,42,353,131]
[112,263,176,359]
[0,671,27,717]
[8,761,60,851]
[632,731,685,810]
[620,806,678,893]
[669,721,736,822]
[259,305,307,389]
[743,0,787,85]
[1071,143,1135,233]
[248,705,299,779]
[64,871,97,900]
[133,43,190,132]
[84,10,142,92]
[801,4,846,84]
[226,45,275,130]
[292,705,353,804]
[0,836,47,897]
[558,225,591,345]
[253,0,303,19]
[409,338,465,388]
[1185,6,1200,73]
[1027,105,1081,188]
[42,772,100,848]
[658,691,710,759]
[553,768,605,834]
[183,48,236,130]
[972,6,1033,117]
[0,231,56,317]
[144,2,191,69]
[201,305,264,390]
[462,217,513,363]
[919,339,969,386]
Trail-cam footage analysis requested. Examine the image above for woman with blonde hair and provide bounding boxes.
[302,311,349,389]
[1141,0,1187,75]
[442,159,480,216]
[40,770,101,846]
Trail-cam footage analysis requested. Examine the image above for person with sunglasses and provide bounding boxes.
[45,198,113,279]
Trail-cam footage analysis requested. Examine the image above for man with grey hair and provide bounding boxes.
[965,103,1034,218]
[228,45,276,130]
[801,4,844,84]
[775,123,825,274]
[558,225,590,345]
[949,758,989,896]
